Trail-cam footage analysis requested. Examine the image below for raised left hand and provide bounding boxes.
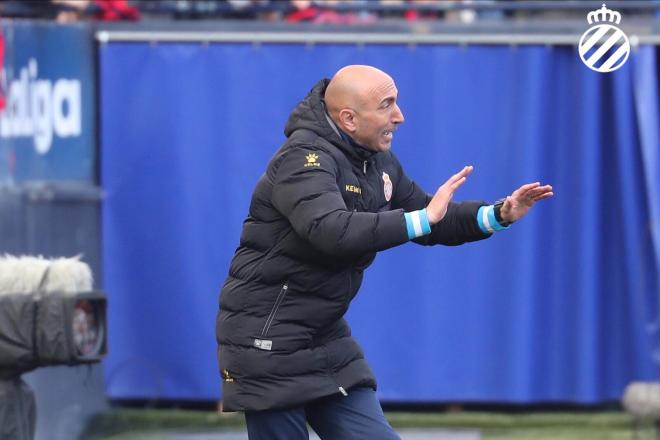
[500,182,553,223]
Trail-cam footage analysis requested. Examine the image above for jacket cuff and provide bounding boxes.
[477,205,510,234]
[404,209,432,240]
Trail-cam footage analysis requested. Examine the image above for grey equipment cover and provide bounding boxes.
[0,377,36,440]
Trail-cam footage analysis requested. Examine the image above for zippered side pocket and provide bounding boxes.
[253,282,288,351]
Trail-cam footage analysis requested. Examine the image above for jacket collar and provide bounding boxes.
[323,107,375,163]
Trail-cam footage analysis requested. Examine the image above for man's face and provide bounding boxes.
[352,79,405,152]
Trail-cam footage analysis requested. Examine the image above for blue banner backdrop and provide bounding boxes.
[100,42,659,403]
[0,21,95,183]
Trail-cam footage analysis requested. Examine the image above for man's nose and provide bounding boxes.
[392,104,405,124]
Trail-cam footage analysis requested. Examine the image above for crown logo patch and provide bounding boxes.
[304,153,320,167]
[578,4,630,73]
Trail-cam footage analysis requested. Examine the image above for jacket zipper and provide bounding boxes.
[260,282,288,337]
[363,160,367,174]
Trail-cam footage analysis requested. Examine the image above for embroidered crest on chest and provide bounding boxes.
[382,172,393,202]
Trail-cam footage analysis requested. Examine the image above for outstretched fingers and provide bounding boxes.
[527,185,553,200]
[532,191,554,201]
[513,182,541,198]
[450,176,467,191]
[448,166,473,183]
[501,181,553,223]
[446,165,473,190]
[514,183,554,200]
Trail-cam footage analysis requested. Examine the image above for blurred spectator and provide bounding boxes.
[51,0,87,22]
[0,0,56,19]
[1,0,653,24]
[135,0,277,21]
[285,0,376,25]
[285,0,320,23]
[404,0,441,21]
[52,0,140,22]
[0,0,139,21]
[92,0,140,21]
[220,0,276,20]
[444,0,477,24]
[377,0,404,19]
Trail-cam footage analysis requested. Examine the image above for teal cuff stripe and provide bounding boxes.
[404,212,416,239]
[477,205,509,234]
[419,208,432,235]
[404,209,432,240]
[487,205,509,231]
[477,206,488,234]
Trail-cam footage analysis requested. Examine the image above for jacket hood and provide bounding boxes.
[284,79,374,162]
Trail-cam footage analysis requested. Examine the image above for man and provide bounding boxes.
[216,65,553,439]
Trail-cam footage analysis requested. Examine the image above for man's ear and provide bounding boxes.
[338,109,357,133]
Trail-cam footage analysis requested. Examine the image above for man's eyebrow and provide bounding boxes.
[378,96,396,107]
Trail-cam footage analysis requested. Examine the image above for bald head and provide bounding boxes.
[325,65,393,119]
[323,65,404,152]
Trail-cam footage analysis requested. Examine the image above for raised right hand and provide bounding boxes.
[426,165,473,225]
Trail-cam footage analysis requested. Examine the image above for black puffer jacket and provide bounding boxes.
[216,79,489,412]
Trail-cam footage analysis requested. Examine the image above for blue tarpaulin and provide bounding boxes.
[100,42,659,403]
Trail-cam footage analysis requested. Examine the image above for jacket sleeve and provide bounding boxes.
[271,146,410,257]
[390,153,491,246]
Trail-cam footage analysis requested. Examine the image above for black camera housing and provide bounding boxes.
[0,290,107,379]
